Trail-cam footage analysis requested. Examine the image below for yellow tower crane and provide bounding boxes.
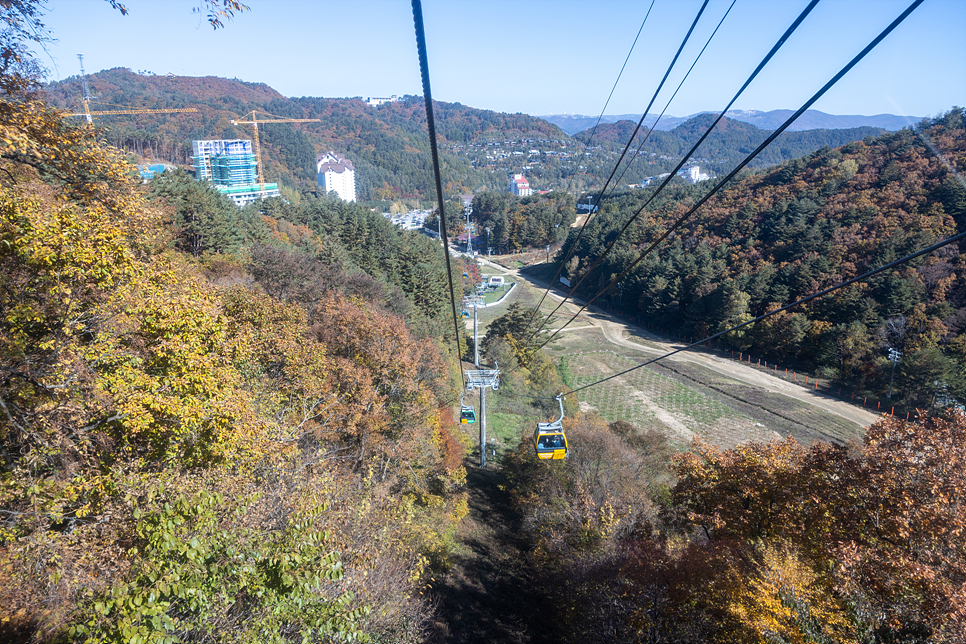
[71,54,199,122]
[230,110,321,186]
[69,104,199,119]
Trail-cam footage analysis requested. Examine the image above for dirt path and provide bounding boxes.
[595,318,878,428]
[428,464,543,644]
[490,263,878,429]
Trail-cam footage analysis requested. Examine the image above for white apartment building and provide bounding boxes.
[316,151,356,202]
[508,173,532,197]
[366,95,398,106]
[682,165,711,183]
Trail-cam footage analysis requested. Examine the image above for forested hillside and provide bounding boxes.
[573,113,886,177]
[2,33,483,639]
[468,190,577,254]
[503,411,966,643]
[41,68,565,201]
[543,108,916,136]
[557,108,966,412]
[43,69,889,203]
[7,4,966,643]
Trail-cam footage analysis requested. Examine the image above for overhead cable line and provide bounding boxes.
[522,0,821,353]
[582,0,655,144]
[529,0,922,356]
[412,0,465,386]
[610,0,737,191]
[564,230,966,396]
[551,1,655,236]
[499,392,559,402]
[511,1,737,378]
[519,2,655,334]
[521,0,710,338]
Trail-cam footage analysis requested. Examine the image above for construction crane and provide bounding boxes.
[230,110,320,186]
[70,105,199,119]
[70,54,198,122]
[77,54,94,124]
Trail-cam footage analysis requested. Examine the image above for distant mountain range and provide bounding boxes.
[39,68,921,200]
[540,109,922,136]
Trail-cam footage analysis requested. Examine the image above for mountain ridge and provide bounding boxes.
[541,109,921,136]
[39,69,917,199]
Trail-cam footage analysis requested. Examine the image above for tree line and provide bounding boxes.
[40,68,893,205]
[503,410,966,643]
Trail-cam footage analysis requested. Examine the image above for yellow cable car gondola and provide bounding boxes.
[534,395,567,460]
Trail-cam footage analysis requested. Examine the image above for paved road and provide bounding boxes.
[488,263,879,429]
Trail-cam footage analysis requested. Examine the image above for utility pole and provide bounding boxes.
[888,348,902,398]
[465,203,473,255]
[473,298,480,367]
[480,385,486,467]
[474,296,483,466]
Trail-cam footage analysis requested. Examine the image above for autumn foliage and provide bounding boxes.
[1,46,466,643]
[560,109,966,412]
[502,408,966,643]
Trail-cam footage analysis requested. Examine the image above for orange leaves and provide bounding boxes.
[827,414,966,631]
[671,412,966,639]
[670,436,809,541]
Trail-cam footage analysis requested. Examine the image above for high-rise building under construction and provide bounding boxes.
[191,139,281,206]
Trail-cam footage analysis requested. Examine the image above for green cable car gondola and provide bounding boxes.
[460,405,476,424]
[534,395,568,460]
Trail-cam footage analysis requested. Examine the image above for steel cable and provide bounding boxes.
[529,0,922,356]
[412,0,466,386]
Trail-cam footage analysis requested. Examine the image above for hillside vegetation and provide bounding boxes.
[41,68,559,201]
[6,5,966,642]
[574,113,886,176]
[42,69,888,203]
[2,56,483,641]
[558,108,966,414]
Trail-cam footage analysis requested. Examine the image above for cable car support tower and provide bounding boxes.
[463,294,499,467]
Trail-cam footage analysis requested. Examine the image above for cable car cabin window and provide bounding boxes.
[534,432,567,460]
[537,435,564,449]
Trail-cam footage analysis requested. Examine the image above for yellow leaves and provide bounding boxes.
[729,542,856,644]
[86,258,267,466]
[1,185,133,290]
[1,97,149,215]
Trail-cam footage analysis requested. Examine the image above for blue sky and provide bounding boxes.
[35,0,965,120]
